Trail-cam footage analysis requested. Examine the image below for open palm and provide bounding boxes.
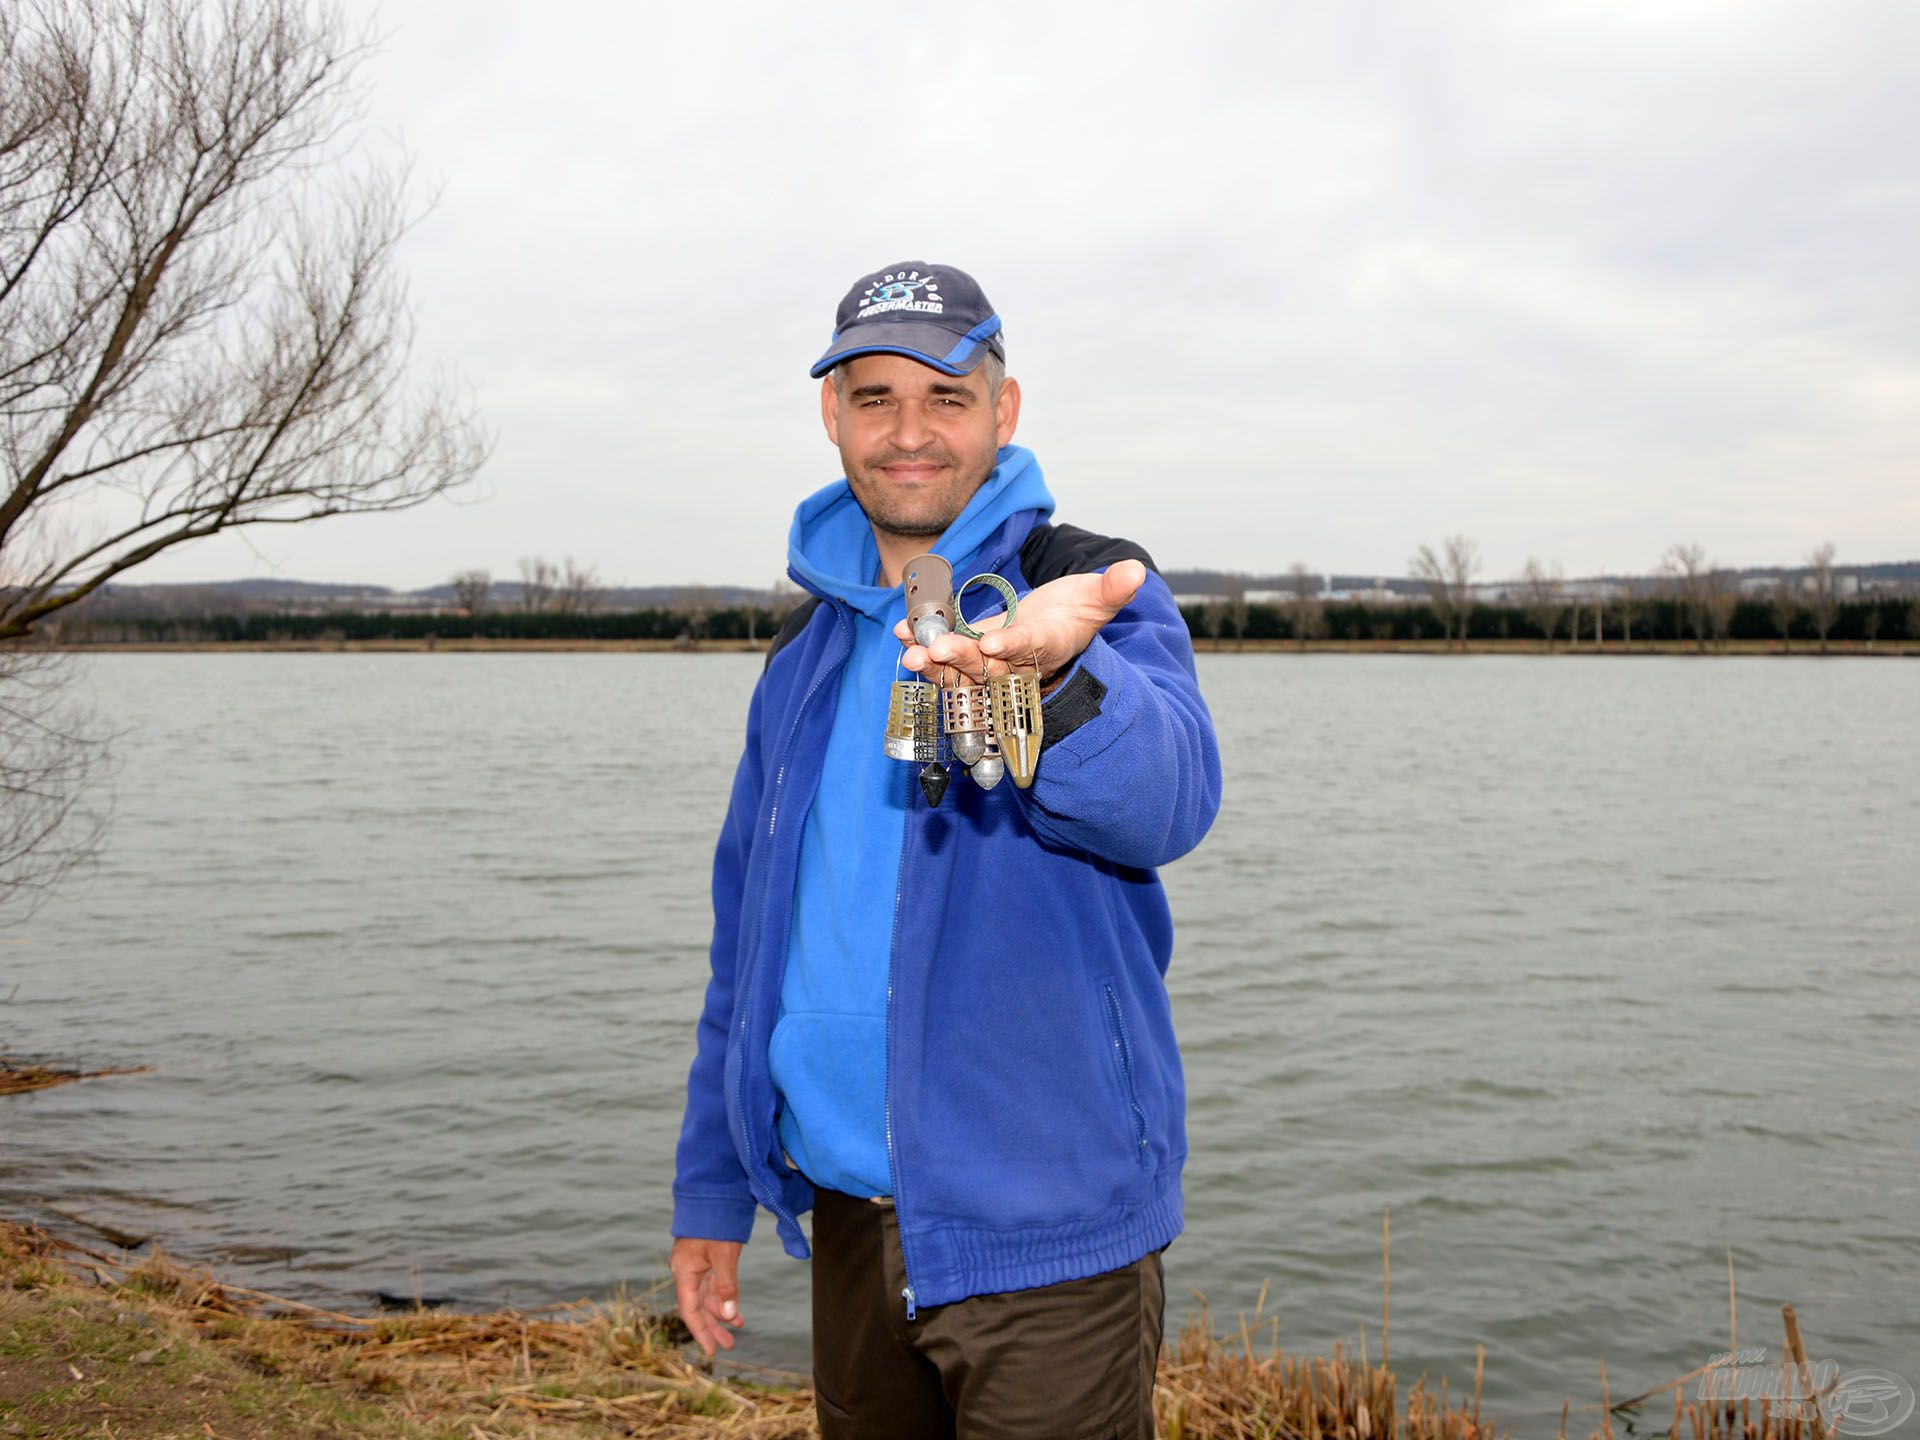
[894,560,1147,689]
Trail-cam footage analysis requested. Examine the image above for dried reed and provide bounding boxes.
[0,1061,151,1095]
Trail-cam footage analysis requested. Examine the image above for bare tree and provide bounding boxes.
[1805,542,1839,653]
[1222,574,1248,651]
[451,569,490,615]
[553,557,604,616]
[1,0,482,916]
[0,647,111,920]
[1610,589,1641,649]
[1519,558,1565,650]
[1285,562,1324,651]
[517,557,557,613]
[1410,535,1480,649]
[669,585,717,644]
[756,578,802,648]
[1705,567,1736,648]
[1198,597,1226,646]
[1768,578,1799,653]
[0,0,488,643]
[1660,543,1712,652]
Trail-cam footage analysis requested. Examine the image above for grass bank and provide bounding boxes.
[2,1218,1517,1440]
[2,1216,1860,1439]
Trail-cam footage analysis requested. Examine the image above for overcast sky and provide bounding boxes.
[136,0,1920,591]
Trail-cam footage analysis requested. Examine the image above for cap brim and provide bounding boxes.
[809,321,994,378]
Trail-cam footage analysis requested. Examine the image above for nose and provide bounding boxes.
[889,399,933,454]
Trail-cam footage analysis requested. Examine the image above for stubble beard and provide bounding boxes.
[845,444,996,541]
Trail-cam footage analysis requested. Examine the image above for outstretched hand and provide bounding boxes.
[670,1236,745,1358]
[894,559,1147,689]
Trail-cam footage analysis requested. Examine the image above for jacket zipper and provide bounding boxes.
[889,527,1026,1320]
[735,598,852,1244]
[884,772,920,1320]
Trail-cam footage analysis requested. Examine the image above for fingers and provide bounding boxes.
[1101,559,1147,611]
[907,631,992,683]
[671,1241,745,1359]
[709,1248,745,1331]
[976,624,1050,673]
[671,1258,719,1357]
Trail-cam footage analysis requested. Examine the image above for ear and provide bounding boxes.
[994,376,1022,448]
[821,375,841,445]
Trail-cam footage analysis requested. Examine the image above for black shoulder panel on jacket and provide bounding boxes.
[763,596,823,670]
[1018,522,1159,587]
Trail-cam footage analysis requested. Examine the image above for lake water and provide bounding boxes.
[3,653,1915,1434]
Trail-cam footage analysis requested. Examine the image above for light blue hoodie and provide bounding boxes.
[770,445,1055,1198]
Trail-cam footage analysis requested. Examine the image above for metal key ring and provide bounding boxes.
[951,573,1020,640]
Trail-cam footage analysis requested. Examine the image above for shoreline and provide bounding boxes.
[2,1205,1855,1440]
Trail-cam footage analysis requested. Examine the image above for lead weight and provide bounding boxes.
[940,683,992,769]
[919,761,950,807]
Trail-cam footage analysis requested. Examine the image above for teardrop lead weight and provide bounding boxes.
[919,761,950,807]
[970,755,1005,790]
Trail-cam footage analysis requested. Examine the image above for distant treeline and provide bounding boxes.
[1177,595,1920,645]
[54,606,791,644]
[51,594,1920,646]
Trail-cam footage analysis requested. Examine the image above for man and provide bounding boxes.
[669,261,1221,1439]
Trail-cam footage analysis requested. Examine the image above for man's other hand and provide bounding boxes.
[670,1236,746,1357]
[894,559,1147,691]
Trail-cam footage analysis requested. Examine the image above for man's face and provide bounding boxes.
[821,352,1021,540]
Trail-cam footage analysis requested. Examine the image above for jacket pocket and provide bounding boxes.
[1099,977,1152,1169]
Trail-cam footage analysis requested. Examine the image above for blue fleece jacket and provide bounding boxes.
[772,448,1056,1198]
[671,448,1221,1317]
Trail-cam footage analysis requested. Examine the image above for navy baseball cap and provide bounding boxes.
[809,261,1005,378]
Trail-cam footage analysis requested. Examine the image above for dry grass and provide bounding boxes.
[6,1218,1509,1439]
[1154,1284,1496,1440]
[3,1219,815,1438]
[1,1216,1862,1439]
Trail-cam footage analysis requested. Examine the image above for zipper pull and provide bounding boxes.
[902,1285,917,1322]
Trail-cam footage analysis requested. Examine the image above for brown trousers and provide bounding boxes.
[809,1186,1166,1440]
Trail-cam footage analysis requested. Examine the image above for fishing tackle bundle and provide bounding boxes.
[882,553,1043,807]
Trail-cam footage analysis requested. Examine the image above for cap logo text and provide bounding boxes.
[858,271,944,318]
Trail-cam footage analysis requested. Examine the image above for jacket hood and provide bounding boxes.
[786,445,1055,619]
